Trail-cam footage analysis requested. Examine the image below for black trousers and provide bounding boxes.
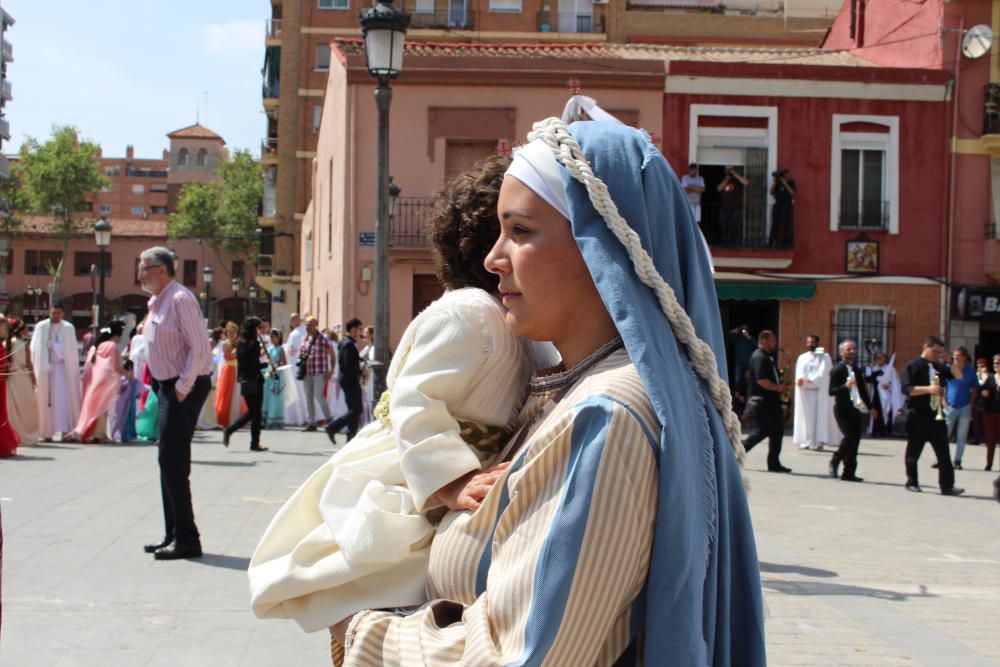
[226,381,263,447]
[743,400,784,469]
[905,412,955,491]
[328,381,362,441]
[155,375,211,545]
[832,404,863,478]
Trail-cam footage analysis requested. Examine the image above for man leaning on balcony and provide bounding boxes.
[717,164,749,246]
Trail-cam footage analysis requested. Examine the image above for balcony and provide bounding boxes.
[409,8,475,29]
[0,157,10,179]
[985,83,1000,135]
[1,80,11,102]
[537,10,601,33]
[2,39,12,63]
[261,138,279,165]
[390,198,433,247]
[698,201,788,249]
[0,116,9,141]
[838,199,889,231]
[266,19,282,40]
[126,166,168,178]
[262,178,277,218]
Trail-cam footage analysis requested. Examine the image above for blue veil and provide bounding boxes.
[546,121,766,665]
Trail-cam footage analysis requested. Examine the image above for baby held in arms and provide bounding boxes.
[248,154,548,632]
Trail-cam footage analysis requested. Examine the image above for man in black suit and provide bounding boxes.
[828,340,873,482]
[742,330,791,473]
[325,317,364,443]
[900,336,964,496]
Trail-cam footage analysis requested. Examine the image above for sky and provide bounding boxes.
[4,0,270,158]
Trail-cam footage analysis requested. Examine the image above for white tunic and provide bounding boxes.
[249,289,533,632]
[793,348,839,449]
[29,319,83,439]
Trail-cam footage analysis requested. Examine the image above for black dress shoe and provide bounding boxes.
[324,423,339,444]
[250,444,268,452]
[841,475,864,482]
[154,542,203,560]
[953,462,963,470]
[223,429,231,447]
[828,461,839,479]
[905,483,922,492]
[767,465,792,473]
[941,486,965,497]
[143,539,172,554]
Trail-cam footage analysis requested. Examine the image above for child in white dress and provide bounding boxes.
[248,155,537,632]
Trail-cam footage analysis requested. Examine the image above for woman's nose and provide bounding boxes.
[484,239,506,275]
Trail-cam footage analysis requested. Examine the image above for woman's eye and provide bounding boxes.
[511,224,530,236]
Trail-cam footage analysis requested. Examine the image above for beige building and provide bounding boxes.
[300,39,662,346]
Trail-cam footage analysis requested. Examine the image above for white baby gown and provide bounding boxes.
[248,288,532,632]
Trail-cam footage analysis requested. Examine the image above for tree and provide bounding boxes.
[18,125,108,296]
[0,160,29,281]
[169,149,263,279]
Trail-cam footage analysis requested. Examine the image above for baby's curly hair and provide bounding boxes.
[427,153,511,292]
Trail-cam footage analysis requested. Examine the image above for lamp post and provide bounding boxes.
[26,284,35,322]
[231,276,241,319]
[202,265,213,321]
[249,285,258,318]
[360,0,410,399]
[94,217,112,325]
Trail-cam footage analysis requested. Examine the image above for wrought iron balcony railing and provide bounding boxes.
[697,201,788,249]
[266,19,282,39]
[839,199,889,230]
[537,10,602,33]
[409,7,475,29]
[391,197,433,247]
[984,83,1000,135]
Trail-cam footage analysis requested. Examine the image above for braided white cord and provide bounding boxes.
[528,117,746,466]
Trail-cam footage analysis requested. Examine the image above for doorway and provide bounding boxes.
[718,298,780,388]
[976,325,1000,360]
[412,274,443,318]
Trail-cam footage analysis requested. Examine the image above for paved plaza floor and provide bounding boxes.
[1,428,998,666]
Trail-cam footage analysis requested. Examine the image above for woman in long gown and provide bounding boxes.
[215,322,243,429]
[6,318,39,446]
[68,321,127,443]
[0,319,20,457]
[198,327,223,430]
[262,330,286,429]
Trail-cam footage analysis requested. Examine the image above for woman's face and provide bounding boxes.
[270,332,280,346]
[485,176,604,343]
[227,328,238,342]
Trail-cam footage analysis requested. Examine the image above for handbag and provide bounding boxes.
[295,338,311,381]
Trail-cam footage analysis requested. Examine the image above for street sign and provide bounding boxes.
[359,232,375,247]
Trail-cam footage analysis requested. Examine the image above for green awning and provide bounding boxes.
[715,282,815,301]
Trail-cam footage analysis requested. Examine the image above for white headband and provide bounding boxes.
[504,140,571,221]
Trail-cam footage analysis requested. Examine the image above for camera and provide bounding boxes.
[772,169,788,178]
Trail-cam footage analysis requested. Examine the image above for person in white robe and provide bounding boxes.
[358,326,376,427]
[868,352,904,434]
[29,303,83,440]
[282,314,308,427]
[793,333,839,451]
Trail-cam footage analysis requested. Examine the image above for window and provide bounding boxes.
[104,165,121,177]
[132,184,144,194]
[231,260,245,283]
[25,250,61,275]
[833,306,890,367]
[312,104,322,134]
[316,43,331,71]
[177,147,189,166]
[77,202,93,212]
[490,0,521,11]
[839,149,886,229]
[830,115,899,234]
[183,259,197,287]
[131,205,145,216]
[99,204,112,214]
[151,206,167,215]
[74,251,111,277]
[197,148,208,167]
[318,0,349,8]
[415,0,433,13]
[101,184,112,193]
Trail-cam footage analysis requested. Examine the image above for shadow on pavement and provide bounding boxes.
[8,454,55,461]
[760,562,837,578]
[269,450,329,457]
[763,579,935,601]
[192,460,261,467]
[193,553,251,570]
[29,443,82,450]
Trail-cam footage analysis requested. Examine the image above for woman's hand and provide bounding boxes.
[434,462,511,512]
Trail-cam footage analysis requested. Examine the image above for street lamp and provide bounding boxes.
[202,265,213,321]
[360,0,410,399]
[26,284,35,321]
[231,276,241,319]
[248,285,258,317]
[94,217,112,325]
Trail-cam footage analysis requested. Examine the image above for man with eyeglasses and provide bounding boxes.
[138,247,214,560]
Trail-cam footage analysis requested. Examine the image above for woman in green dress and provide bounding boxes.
[263,330,286,430]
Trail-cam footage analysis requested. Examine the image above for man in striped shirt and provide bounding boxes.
[138,247,214,561]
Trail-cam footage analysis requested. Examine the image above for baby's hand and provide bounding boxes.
[434,462,511,512]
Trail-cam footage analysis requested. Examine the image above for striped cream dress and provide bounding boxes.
[342,345,660,666]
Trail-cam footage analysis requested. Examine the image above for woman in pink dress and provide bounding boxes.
[68,320,128,443]
[0,318,21,457]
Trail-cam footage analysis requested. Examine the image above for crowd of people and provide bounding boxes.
[0,302,380,459]
[735,329,1000,496]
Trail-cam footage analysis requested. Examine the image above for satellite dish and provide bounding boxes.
[963,24,993,60]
